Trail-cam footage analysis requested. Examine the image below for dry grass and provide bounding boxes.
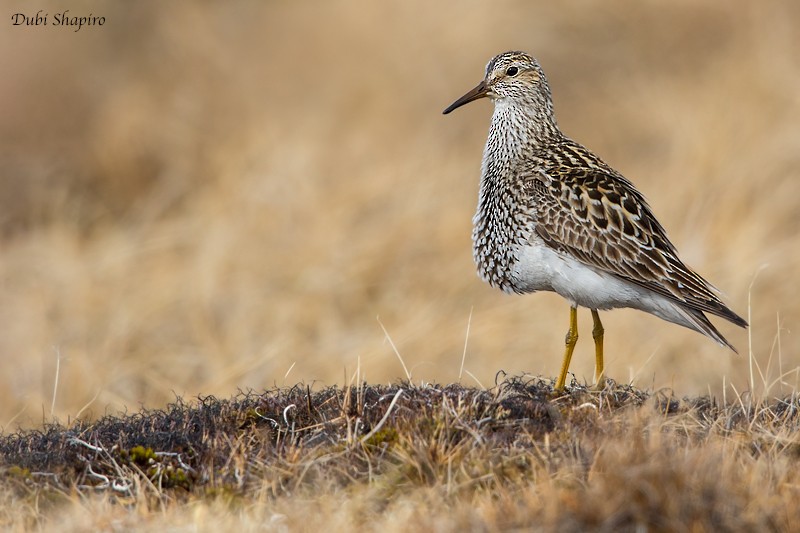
[1,0,799,528]
[2,378,800,531]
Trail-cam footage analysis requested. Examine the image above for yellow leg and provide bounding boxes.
[555,306,578,390]
[591,309,605,389]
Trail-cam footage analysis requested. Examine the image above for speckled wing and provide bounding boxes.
[527,145,747,327]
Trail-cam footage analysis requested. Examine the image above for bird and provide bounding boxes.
[443,51,747,390]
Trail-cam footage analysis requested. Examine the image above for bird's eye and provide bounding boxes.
[505,66,519,76]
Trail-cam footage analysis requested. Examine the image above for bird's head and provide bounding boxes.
[443,51,551,114]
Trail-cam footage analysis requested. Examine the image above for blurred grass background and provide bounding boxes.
[1,0,798,427]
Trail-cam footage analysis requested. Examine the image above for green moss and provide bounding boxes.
[122,446,157,466]
[160,466,191,490]
[4,465,31,479]
[364,427,399,448]
[241,408,264,426]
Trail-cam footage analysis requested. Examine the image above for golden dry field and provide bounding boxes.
[1,0,800,529]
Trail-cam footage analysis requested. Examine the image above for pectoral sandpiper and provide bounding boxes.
[443,51,747,390]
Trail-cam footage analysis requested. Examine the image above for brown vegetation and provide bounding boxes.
[3,378,800,530]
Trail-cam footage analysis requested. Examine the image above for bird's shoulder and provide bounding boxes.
[521,138,670,249]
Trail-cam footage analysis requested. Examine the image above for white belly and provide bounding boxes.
[512,240,659,311]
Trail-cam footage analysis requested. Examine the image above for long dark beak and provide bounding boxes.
[442,80,489,114]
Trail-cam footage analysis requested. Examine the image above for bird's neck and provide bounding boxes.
[483,100,560,170]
